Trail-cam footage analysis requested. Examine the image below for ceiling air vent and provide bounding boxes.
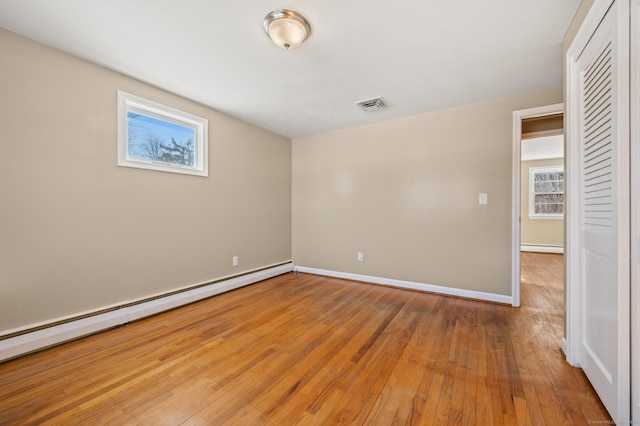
[355,96,386,112]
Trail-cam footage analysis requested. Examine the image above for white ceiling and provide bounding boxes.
[0,0,580,138]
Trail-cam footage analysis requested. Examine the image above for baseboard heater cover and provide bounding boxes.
[294,265,513,305]
[520,245,564,254]
[0,262,294,363]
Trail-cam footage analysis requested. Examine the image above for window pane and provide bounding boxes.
[536,204,564,214]
[127,111,196,168]
[534,193,564,214]
[534,173,550,182]
[534,181,563,193]
[535,193,564,203]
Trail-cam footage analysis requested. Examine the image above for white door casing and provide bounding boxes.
[566,0,630,423]
[631,0,640,421]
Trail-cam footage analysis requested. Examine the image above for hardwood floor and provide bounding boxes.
[0,253,610,424]
[520,251,563,291]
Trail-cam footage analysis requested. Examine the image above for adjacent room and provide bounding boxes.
[0,0,637,423]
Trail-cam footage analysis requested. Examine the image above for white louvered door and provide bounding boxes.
[574,0,630,421]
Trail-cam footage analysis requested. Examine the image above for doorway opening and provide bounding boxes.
[511,104,564,307]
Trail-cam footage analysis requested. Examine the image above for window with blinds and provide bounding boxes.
[529,165,564,218]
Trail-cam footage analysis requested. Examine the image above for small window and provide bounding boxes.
[529,166,564,219]
[117,91,208,177]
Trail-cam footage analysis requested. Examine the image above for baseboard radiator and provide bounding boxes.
[520,245,564,254]
[0,261,294,363]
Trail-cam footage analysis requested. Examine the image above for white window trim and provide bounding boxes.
[528,165,564,219]
[117,91,208,177]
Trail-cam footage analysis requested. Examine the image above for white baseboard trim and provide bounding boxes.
[294,266,513,305]
[520,245,564,254]
[0,262,294,363]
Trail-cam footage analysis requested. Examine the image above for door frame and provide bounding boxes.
[511,103,564,308]
[631,0,639,420]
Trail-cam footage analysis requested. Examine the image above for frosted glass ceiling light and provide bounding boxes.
[263,9,311,50]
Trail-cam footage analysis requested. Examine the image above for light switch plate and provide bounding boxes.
[479,193,488,205]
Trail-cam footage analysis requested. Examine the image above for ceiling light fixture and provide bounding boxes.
[263,9,311,50]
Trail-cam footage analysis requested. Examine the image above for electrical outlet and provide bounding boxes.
[232,256,238,266]
[357,252,363,262]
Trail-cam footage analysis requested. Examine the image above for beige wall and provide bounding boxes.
[521,158,565,247]
[0,29,292,332]
[292,88,563,296]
